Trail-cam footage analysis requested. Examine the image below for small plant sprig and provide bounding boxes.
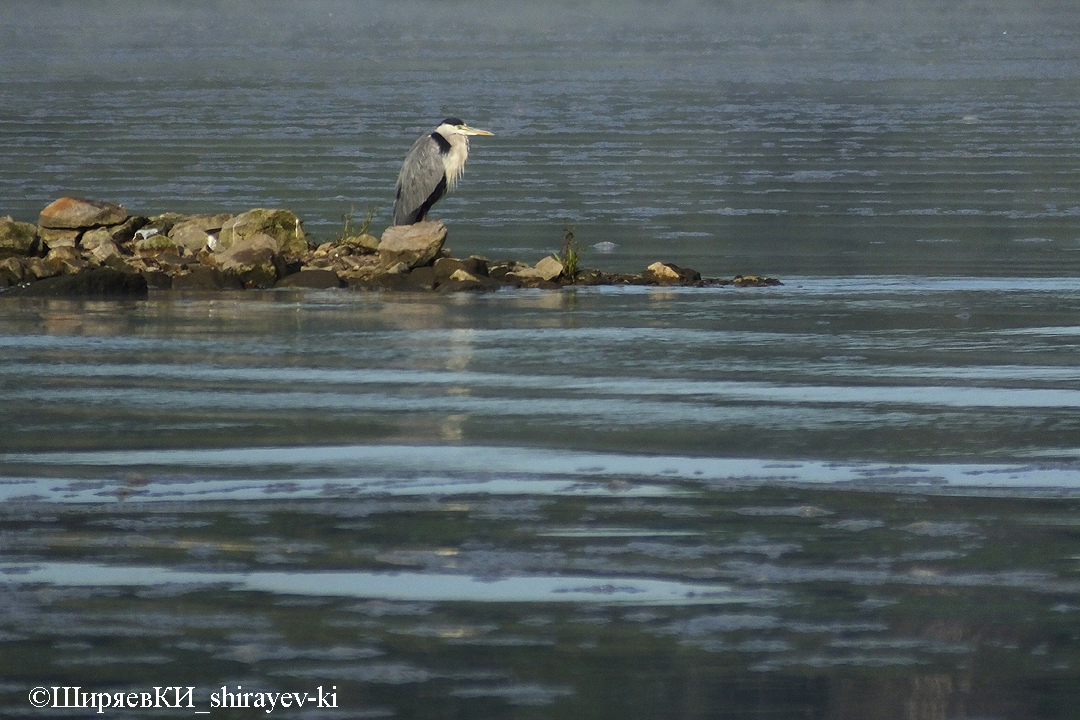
[337,205,356,242]
[356,207,376,236]
[337,205,378,242]
[556,223,579,277]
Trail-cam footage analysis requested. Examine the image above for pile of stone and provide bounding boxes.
[0,197,780,297]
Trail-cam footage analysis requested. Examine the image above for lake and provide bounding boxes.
[2,2,1080,718]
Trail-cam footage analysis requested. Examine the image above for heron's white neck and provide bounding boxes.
[440,132,470,191]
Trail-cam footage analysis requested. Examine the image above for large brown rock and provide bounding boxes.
[216,209,307,256]
[213,232,280,288]
[39,197,129,230]
[378,221,447,269]
[0,216,38,257]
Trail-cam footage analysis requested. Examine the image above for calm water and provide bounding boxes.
[3,2,1080,718]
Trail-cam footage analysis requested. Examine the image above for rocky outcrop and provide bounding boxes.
[0,197,781,295]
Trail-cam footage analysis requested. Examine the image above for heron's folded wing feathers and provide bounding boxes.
[393,134,448,225]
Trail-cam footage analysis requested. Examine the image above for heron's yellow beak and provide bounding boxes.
[459,125,494,136]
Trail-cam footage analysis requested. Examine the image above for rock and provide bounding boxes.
[487,261,529,282]
[135,233,180,257]
[169,224,212,252]
[38,227,81,249]
[138,213,185,240]
[212,232,280,287]
[149,251,196,275]
[91,240,122,264]
[378,221,447,269]
[169,214,232,253]
[38,197,128,230]
[139,270,171,289]
[171,266,244,291]
[644,262,701,285]
[0,257,25,286]
[81,228,115,252]
[90,242,138,274]
[217,209,307,256]
[0,216,38,257]
[80,216,149,250]
[347,273,412,292]
[384,261,411,275]
[275,269,344,289]
[645,261,680,282]
[449,269,481,282]
[573,268,608,286]
[331,254,382,281]
[432,256,489,286]
[440,268,502,292]
[45,246,88,275]
[533,256,565,281]
[22,257,61,281]
[733,275,782,287]
[506,256,565,283]
[2,267,147,298]
[338,234,380,253]
[405,265,437,290]
[466,255,492,272]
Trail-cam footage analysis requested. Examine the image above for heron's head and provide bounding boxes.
[438,117,494,137]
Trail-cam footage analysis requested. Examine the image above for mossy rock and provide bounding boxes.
[0,216,37,258]
[217,209,307,256]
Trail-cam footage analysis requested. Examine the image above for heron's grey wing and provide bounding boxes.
[393,134,448,225]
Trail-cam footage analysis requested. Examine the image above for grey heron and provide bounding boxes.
[392,117,494,226]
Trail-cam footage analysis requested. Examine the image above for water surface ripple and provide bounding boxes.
[1,280,1080,717]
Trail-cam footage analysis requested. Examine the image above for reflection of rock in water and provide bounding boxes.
[827,674,960,720]
[439,413,468,441]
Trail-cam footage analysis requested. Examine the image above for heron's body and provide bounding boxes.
[393,118,493,226]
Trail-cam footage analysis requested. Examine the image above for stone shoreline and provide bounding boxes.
[0,198,780,298]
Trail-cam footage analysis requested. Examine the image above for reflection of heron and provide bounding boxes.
[393,118,493,226]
